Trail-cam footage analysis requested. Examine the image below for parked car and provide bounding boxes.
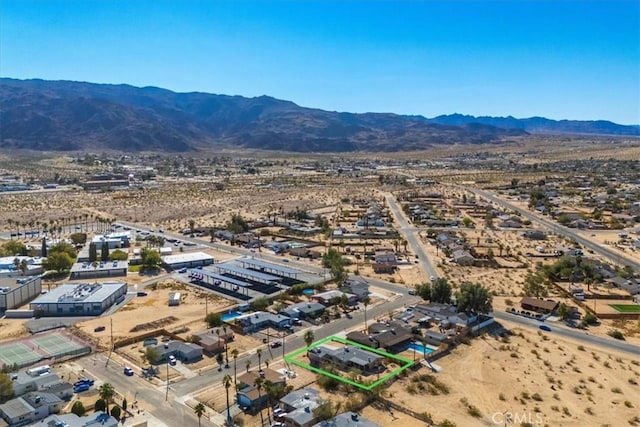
[408,289,416,295]
[169,355,177,366]
[94,326,106,333]
[123,367,134,376]
[539,324,552,332]
[74,378,94,387]
[270,340,282,349]
[137,292,148,297]
[178,268,187,274]
[73,383,92,393]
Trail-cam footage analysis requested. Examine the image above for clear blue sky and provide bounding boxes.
[2,0,639,124]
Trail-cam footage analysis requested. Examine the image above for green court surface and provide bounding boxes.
[610,304,640,313]
[284,335,414,391]
[30,334,88,358]
[0,342,42,367]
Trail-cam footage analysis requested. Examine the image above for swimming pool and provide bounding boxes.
[406,342,435,355]
[302,289,314,296]
[221,311,242,322]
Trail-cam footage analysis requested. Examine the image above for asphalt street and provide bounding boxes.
[468,188,640,270]
[384,194,440,280]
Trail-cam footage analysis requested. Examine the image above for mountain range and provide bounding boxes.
[0,78,637,153]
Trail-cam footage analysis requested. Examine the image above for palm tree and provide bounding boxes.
[194,402,205,427]
[254,377,265,426]
[303,330,314,354]
[222,374,233,426]
[256,348,263,371]
[362,296,371,332]
[98,383,115,414]
[231,348,239,384]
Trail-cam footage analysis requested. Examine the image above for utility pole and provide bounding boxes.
[165,361,169,401]
[105,318,114,367]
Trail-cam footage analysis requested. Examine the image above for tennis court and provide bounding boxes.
[0,341,43,367]
[31,334,90,358]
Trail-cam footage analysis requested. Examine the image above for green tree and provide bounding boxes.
[194,402,206,427]
[69,232,87,245]
[94,398,106,413]
[0,240,26,257]
[98,383,115,414]
[88,243,97,262]
[71,400,86,416]
[216,352,224,371]
[415,282,431,301]
[250,297,270,311]
[557,303,570,321]
[49,241,77,259]
[322,248,347,285]
[254,377,265,426]
[256,348,263,371]
[108,249,128,261]
[231,348,239,384]
[101,242,110,262]
[523,273,548,298]
[462,217,473,228]
[0,373,14,403]
[430,278,452,304]
[204,312,223,328]
[362,296,371,332]
[456,282,493,314]
[227,214,249,234]
[43,251,74,273]
[140,248,162,270]
[144,346,160,365]
[122,398,127,412]
[222,374,233,426]
[304,330,315,349]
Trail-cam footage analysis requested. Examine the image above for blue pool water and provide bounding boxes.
[221,312,242,322]
[302,289,314,296]
[406,342,435,355]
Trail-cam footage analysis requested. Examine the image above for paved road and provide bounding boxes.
[469,188,640,270]
[172,291,419,396]
[76,353,215,427]
[493,311,640,356]
[384,194,439,279]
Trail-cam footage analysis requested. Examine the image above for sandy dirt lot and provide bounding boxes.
[386,320,639,427]
[76,279,234,345]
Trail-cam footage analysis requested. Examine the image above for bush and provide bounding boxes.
[94,398,106,412]
[204,312,223,327]
[110,406,121,420]
[608,330,624,340]
[71,401,85,416]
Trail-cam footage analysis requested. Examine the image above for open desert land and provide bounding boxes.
[384,319,640,427]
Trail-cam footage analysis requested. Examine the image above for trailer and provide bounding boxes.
[168,292,181,306]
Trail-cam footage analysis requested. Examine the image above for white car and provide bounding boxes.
[169,355,177,366]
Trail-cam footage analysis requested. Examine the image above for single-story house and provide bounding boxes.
[235,311,292,333]
[280,302,325,320]
[0,392,64,426]
[312,412,381,427]
[452,250,475,266]
[313,290,357,306]
[38,412,118,427]
[520,297,558,314]
[279,388,324,427]
[237,368,286,413]
[148,340,203,364]
[340,276,370,300]
[308,345,384,375]
[345,331,380,349]
[191,329,234,354]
